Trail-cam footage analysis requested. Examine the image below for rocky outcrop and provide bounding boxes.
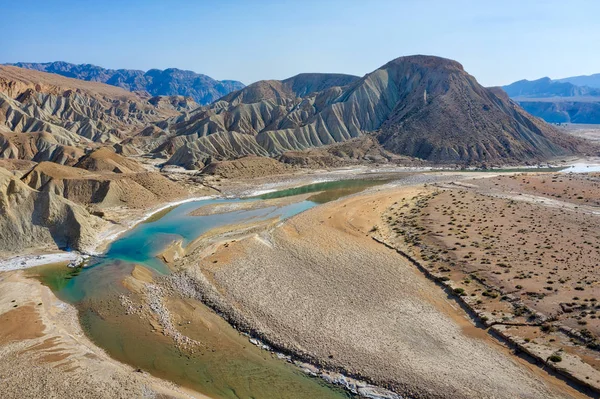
[0,166,106,254]
[73,147,145,173]
[9,61,245,105]
[22,158,189,210]
[158,55,584,167]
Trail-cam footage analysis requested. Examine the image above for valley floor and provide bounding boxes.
[173,178,591,399]
[1,167,600,398]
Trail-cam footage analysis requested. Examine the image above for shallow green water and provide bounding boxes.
[33,185,373,399]
[255,178,390,202]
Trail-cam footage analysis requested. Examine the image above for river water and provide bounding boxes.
[32,179,389,399]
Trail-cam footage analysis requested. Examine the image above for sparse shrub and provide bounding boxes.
[548,354,562,363]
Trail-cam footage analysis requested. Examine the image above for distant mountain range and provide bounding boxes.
[502,76,600,124]
[7,61,245,104]
[557,73,600,88]
[503,77,600,99]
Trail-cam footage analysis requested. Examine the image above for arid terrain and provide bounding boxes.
[2,49,600,399]
[374,171,600,393]
[0,270,209,399]
[152,171,596,399]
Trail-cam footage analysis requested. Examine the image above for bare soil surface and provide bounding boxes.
[560,124,600,142]
[380,172,600,393]
[172,180,588,399]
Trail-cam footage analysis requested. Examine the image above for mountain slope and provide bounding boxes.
[10,61,245,104]
[0,65,189,162]
[0,166,107,254]
[157,55,582,168]
[557,73,600,89]
[22,158,189,210]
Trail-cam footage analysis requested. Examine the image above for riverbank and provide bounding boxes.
[376,173,600,394]
[167,174,589,399]
[0,270,209,399]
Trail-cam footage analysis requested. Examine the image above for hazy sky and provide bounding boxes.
[3,0,599,86]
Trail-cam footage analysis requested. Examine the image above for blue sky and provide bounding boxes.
[2,0,599,86]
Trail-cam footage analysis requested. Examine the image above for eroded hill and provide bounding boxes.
[149,56,586,168]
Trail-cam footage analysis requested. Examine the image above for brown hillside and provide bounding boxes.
[23,160,189,210]
[159,55,587,167]
[74,147,146,173]
[0,166,106,254]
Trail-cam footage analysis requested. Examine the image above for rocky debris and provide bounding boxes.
[143,284,200,351]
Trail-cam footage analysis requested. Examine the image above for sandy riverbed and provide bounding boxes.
[169,180,589,399]
[0,270,209,399]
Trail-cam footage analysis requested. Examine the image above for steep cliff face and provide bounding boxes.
[10,61,245,104]
[157,56,582,168]
[0,166,106,254]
